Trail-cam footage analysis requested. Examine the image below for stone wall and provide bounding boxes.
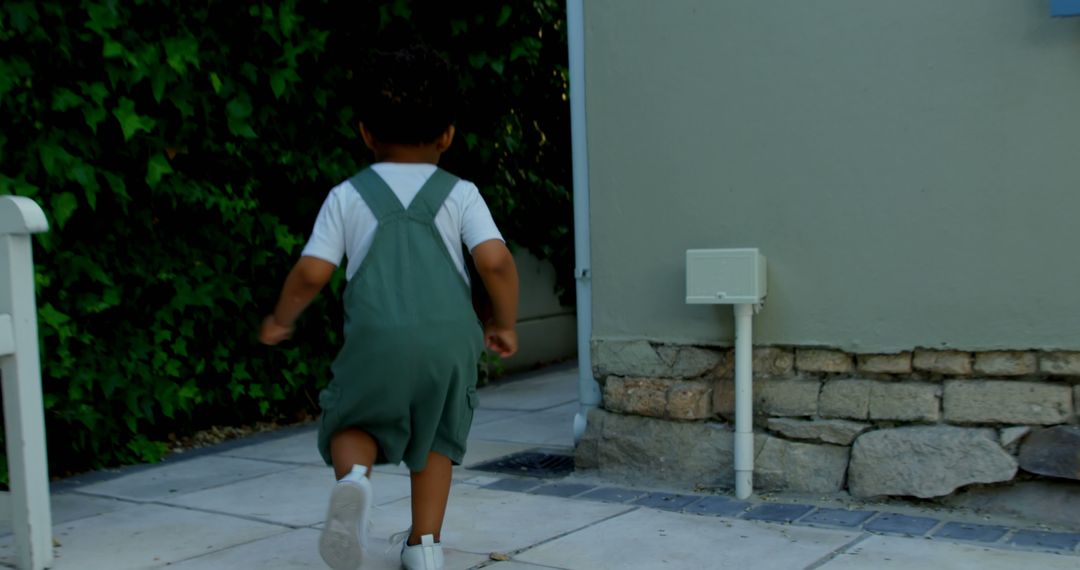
[578,341,1080,499]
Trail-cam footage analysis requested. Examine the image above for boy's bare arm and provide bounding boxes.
[472,239,519,357]
[259,256,337,345]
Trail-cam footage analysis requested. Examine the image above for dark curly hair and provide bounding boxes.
[356,46,459,145]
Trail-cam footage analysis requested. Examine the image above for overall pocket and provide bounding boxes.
[457,386,479,442]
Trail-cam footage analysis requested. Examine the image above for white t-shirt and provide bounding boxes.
[300,162,504,282]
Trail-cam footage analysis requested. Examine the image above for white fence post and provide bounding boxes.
[0,196,53,570]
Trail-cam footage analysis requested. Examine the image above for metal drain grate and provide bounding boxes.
[468,451,575,479]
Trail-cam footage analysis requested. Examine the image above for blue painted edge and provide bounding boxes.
[1051,0,1080,17]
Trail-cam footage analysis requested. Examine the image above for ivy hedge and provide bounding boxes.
[0,0,571,482]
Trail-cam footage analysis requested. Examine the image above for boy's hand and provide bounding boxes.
[484,324,518,358]
[259,315,294,346]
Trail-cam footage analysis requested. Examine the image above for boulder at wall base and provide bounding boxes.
[753,434,850,493]
[1018,426,1080,481]
[848,426,1017,499]
[574,408,747,488]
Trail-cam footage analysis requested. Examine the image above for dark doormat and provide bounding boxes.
[467,451,575,479]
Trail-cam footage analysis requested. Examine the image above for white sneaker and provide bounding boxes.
[399,533,444,570]
[319,465,373,570]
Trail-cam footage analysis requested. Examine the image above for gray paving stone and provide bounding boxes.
[800,508,877,528]
[578,487,649,503]
[741,502,814,523]
[934,522,1009,543]
[683,496,750,517]
[480,478,543,492]
[863,513,940,536]
[631,492,701,511]
[76,456,291,502]
[516,508,858,570]
[1007,530,1080,551]
[937,520,1010,544]
[528,483,596,498]
[0,503,286,569]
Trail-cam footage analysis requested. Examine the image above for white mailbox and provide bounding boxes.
[686,248,766,304]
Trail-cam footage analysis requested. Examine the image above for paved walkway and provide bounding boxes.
[1,364,1078,569]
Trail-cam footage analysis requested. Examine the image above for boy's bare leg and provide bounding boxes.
[409,451,453,545]
[330,428,378,480]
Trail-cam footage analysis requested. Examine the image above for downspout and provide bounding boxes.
[567,0,601,443]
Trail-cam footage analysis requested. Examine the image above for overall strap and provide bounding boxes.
[348,168,404,221]
[407,168,459,221]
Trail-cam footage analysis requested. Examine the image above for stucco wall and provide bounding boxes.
[585,0,1080,352]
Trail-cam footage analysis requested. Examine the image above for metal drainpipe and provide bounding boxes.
[567,0,600,443]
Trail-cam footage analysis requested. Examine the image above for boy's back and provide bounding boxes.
[301,162,502,285]
[259,45,520,570]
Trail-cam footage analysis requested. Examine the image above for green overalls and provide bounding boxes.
[317,167,484,472]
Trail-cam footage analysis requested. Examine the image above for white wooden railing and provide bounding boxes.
[0,196,53,569]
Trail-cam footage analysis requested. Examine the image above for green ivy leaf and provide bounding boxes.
[145,153,173,188]
[209,72,222,94]
[149,66,170,103]
[85,3,120,35]
[269,73,286,99]
[37,143,74,175]
[52,88,85,111]
[50,192,78,228]
[226,95,256,136]
[163,36,199,74]
[102,39,123,58]
[279,2,299,36]
[112,97,156,141]
[269,68,300,99]
[69,162,100,209]
[496,6,512,27]
[5,1,39,33]
[103,171,129,202]
[39,303,71,329]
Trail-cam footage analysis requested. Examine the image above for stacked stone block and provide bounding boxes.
[579,341,1080,500]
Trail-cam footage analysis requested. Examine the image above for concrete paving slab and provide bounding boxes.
[579,487,649,504]
[223,429,323,466]
[473,408,523,426]
[0,503,286,569]
[366,486,631,556]
[370,439,541,478]
[486,562,570,570]
[817,534,1080,569]
[478,368,578,411]
[163,466,413,526]
[528,483,596,498]
[468,410,575,447]
[461,439,541,468]
[515,508,858,570]
[167,528,490,570]
[481,479,545,493]
[0,492,131,536]
[543,401,581,415]
[933,521,1009,543]
[77,456,292,502]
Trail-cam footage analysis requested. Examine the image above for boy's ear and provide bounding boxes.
[358,122,378,151]
[435,125,455,153]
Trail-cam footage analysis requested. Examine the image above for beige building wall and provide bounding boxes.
[502,251,576,372]
[584,0,1080,352]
